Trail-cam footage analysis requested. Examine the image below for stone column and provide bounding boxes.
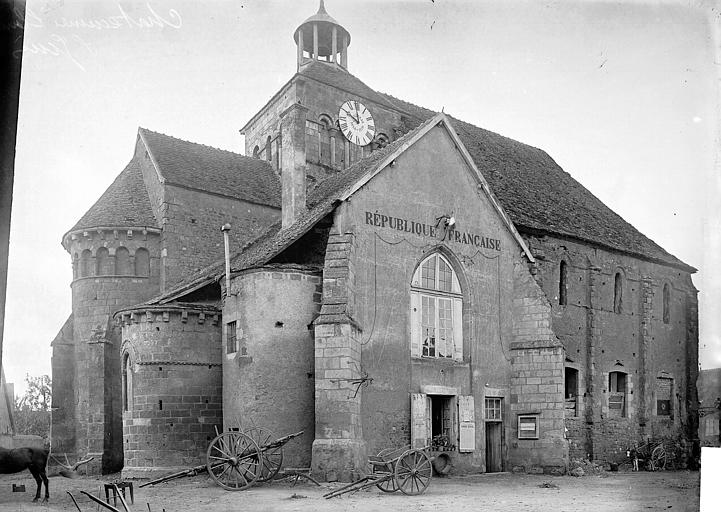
[638,276,654,434]
[297,28,304,69]
[311,231,367,482]
[313,23,318,61]
[341,34,348,68]
[331,26,337,63]
[279,102,308,228]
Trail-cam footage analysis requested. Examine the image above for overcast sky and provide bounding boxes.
[5,0,720,395]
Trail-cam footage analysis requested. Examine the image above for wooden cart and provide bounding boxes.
[323,445,432,498]
[139,428,303,491]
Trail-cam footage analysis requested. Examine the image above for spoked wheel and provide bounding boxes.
[244,427,283,482]
[650,445,666,471]
[206,431,262,490]
[375,468,399,493]
[394,449,432,496]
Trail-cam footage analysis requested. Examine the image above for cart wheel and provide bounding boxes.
[244,427,283,482]
[375,473,399,493]
[206,431,262,490]
[650,445,666,471]
[394,449,432,495]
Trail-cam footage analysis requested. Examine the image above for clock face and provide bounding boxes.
[338,100,375,146]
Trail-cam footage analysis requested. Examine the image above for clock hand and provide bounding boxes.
[343,108,360,124]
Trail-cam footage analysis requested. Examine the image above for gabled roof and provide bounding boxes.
[148,114,533,304]
[299,60,401,113]
[379,94,695,272]
[138,128,281,208]
[66,159,157,235]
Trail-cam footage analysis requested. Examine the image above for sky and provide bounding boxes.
[4,0,720,396]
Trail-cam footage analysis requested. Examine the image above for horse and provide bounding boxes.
[0,447,49,502]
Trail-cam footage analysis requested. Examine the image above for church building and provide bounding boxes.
[51,2,699,479]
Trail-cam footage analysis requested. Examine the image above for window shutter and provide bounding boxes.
[458,395,475,452]
[411,393,429,449]
[410,292,421,358]
[453,298,463,360]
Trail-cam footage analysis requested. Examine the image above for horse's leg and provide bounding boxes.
[29,468,41,502]
[41,469,49,502]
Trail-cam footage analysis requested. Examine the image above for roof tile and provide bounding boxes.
[139,128,281,208]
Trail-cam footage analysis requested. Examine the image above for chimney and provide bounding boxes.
[279,102,309,228]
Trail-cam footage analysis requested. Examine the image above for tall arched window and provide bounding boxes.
[134,248,150,277]
[265,135,272,161]
[96,247,110,275]
[410,253,463,360]
[122,352,133,412]
[613,272,623,314]
[663,283,670,324]
[80,249,93,277]
[252,145,260,159]
[115,247,131,275]
[559,260,568,306]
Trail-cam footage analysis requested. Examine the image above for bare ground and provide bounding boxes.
[0,469,700,512]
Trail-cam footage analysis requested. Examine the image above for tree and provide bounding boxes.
[13,374,51,437]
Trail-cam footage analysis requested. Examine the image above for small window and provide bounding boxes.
[252,145,260,158]
[662,284,670,324]
[613,272,623,314]
[485,398,502,421]
[122,352,133,412]
[565,367,579,417]
[266,135,272,161]
[518,415,539,439]
[559,260,568,306]
[705,416,719,437]
[226,321,237,354]
[608,371,627,418]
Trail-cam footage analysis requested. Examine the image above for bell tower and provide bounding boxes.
[294,0,350,70]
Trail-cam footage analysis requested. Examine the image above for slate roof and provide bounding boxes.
[146,116,434,305]
[378,93,694,271]
[67,160,157,234]
[139,128,281,208]
[298,60,401,112]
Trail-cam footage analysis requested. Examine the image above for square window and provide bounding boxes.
[485,398,502,421]
[518,415,539,439]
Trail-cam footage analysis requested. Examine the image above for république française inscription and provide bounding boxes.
[365,211,501,251]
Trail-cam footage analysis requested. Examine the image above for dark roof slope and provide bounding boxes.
[68,160,157,233]
[380,93,694,271]
[299,61,400,112]
[139,128,281,208]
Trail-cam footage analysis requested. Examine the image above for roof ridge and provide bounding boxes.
[138,127,251,159]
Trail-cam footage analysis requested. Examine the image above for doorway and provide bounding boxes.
[484,397,503,472]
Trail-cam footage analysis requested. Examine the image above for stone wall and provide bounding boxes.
[54,228,162,474]
[222,265,321,469]
[524,234,698,464]
[117,305,222,477]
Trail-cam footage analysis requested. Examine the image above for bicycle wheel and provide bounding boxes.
[650,445,666,471]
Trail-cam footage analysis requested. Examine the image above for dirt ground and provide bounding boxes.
[0,469,700,512]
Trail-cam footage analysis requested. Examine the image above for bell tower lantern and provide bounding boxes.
[294,0,350,70]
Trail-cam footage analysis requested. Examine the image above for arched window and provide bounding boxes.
[121,352,133,412]
[410,253,463,360]
[115,247,131,275]
[613,272,623,314]
[252,145,260,159]
[266,135,272,161]
[662,283,670,324]
[96,247,110,275]
[559,260,568,306]
[134,248,150,277]
[80,249,93,277]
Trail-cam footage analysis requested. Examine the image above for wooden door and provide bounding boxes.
[485,422,502,472]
